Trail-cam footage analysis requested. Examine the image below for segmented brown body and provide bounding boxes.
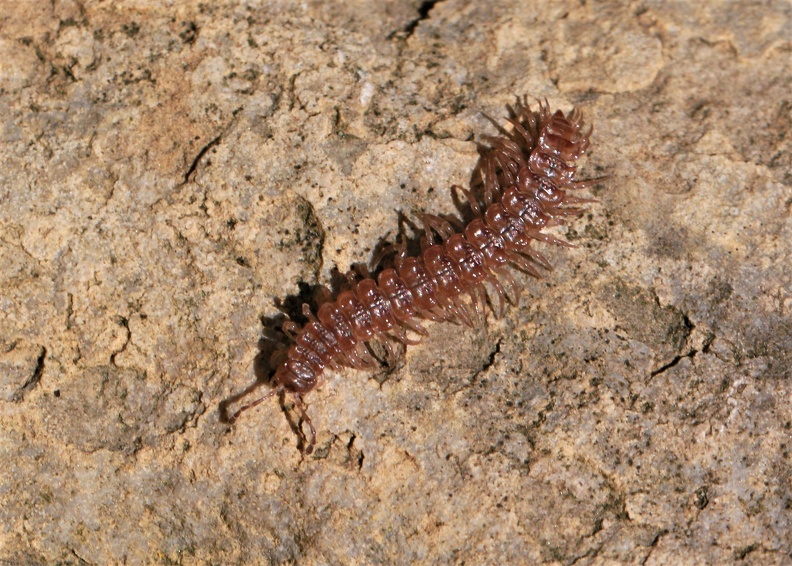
[233,97,601,453]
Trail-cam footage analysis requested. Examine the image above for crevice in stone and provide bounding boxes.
[650,349,697,378]
[182,134,222,185]
[640,529,669,565]
[110,316,131,366]
[15,346,47,402]
[402,0,439,38]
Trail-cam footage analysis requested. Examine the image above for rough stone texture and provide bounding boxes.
[0,1,790,564]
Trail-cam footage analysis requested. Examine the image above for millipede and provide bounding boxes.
[230,96,604,454]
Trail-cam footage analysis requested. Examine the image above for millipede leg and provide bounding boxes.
[344,270,359,287]
[283,321,300,341]
[229,386,281,423]
[355,342,379,369]
[444,295,474,328]
[497,267,521,305]
[508,253,542,279]
[469,286,485,324]
[370,234,407,270]
[568,175,609,190]
[390,326,422,346]
[521,246,552,271]
[458,185,482,217]
[382,338,399,365]
[423,213,456,240]
[505,116,536,151]
[561,195,599,206]
[545,206,584,217]
[527,230,576,248]
[355,263,372,279]
[484,154,497,206]
[486,276,506,319]
[422,215,437,247]
[302,303,320,323]
[343,348,370,370]
[402,317,429,336]
[293,394,316,455]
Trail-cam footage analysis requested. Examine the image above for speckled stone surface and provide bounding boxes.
[1,1,790,564]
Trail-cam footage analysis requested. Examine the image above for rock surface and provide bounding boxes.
[1,1,789,564]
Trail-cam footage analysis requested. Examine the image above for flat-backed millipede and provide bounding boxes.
[231,96,604,453]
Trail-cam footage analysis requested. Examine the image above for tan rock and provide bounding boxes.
[0,1,789,564]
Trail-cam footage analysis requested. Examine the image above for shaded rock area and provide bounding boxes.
[1,1,789,564]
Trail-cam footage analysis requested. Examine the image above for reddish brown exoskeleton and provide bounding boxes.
[230,97,605,454]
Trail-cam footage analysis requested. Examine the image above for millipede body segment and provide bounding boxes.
[233,97,602,453]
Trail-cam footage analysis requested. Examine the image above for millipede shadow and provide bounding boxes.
[218,284,312,424]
